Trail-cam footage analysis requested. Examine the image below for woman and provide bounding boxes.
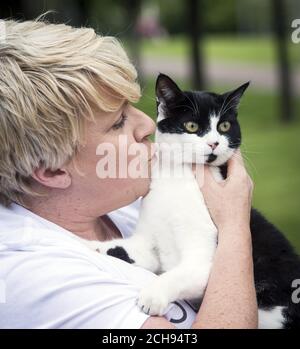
[0,17,256,329]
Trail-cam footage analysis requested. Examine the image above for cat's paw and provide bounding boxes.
[137,282,170,316]
[83,240,135,264]
[105,245,135,264]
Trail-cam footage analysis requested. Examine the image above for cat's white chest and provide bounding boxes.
[140,163,218,272]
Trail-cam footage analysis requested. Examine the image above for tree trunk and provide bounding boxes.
[124,0,143,82]
[186,0,205,90]
[272,0,294,123]
[0,0,24,19]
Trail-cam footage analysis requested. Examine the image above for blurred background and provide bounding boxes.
[1,0,300,251]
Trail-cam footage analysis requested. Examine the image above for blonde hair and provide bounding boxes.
[0,16,141,207]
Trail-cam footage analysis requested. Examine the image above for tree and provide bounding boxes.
[272,0,294,123]
[123,0,143,79]
[186,0,205,90]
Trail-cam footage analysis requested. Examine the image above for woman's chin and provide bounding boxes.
[137,177,152,198]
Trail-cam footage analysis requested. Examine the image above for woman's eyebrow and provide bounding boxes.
[114,102,128,122]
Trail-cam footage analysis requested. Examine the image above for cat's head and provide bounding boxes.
[155,73,249,166]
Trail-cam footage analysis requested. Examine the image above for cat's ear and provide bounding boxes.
[156,73,183,104]
[222,81,250,112]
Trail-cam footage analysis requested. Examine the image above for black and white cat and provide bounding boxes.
[84,74,300,329]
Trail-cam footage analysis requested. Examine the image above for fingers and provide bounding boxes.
[203,166,214,185]
[227,149,246,177]
[227,150,254,193]
[201,166,220,193]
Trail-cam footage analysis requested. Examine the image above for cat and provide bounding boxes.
[83,74,300,329]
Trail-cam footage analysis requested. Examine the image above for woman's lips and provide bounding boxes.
[148,143,158,161]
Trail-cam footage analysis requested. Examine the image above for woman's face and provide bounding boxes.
[68,101,156,214]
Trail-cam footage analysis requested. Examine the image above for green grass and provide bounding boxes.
[141,35,300,67]
[136,79,300,252]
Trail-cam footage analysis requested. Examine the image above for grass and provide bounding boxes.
[136,79,300,252]
[140,35,300,67]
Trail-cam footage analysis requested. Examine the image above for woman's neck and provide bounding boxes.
[23,194,121,241]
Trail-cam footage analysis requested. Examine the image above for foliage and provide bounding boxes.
[140,35,300,67]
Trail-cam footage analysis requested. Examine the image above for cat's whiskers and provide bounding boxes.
[172,104,195,113]
[219,93,243,117]
[231,151,258,176]
[228,141,263,155]
[184,93,199,116]
[219,92,238,117]
[192,94,201,117]
[240,144,263,154]
[240,150,262,154]
[218,94,229,118]
[220,100,239,117]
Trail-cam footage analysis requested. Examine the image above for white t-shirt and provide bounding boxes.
[0,199,196,329]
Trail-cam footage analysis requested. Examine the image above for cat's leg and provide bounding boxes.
[258,306,286,329]
[137,206,217,316]
[137,258,212,316]
[82,234,160,273]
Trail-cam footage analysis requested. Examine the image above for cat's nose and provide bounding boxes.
[208,142,219,150]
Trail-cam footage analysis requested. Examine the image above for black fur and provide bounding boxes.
[155,73,300,328]
[250,208,300,328]
[107,246,135,264]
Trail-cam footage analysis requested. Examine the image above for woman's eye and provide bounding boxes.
[112,114,128,130]
[184,121,199,133]
[218,121,231,132]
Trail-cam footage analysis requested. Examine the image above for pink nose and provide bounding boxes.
[208,142,219,150]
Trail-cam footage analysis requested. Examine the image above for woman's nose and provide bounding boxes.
[135,113,156,142]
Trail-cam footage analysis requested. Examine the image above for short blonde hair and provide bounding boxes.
[0,17,141,207]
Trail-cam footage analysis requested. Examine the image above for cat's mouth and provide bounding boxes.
[206,154,217,163]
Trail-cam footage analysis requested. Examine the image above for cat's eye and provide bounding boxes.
[218,121,231,132]
[184,121,199,133]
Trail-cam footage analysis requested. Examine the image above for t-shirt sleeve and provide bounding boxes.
[3,251,150,329]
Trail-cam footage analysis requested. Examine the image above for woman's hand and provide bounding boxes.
[192,150,257,329]
[195,150,254,231]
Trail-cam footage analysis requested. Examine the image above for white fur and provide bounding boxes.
[258,306,285,329]
[79,100,290,327]
[82,105,285,326]
[83,158,218,316]
[83,105,225,316]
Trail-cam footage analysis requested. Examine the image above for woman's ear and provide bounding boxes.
[31,167,72,189]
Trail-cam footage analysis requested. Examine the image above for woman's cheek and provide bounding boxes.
[133,177,151,197]
[116,176,151,200]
